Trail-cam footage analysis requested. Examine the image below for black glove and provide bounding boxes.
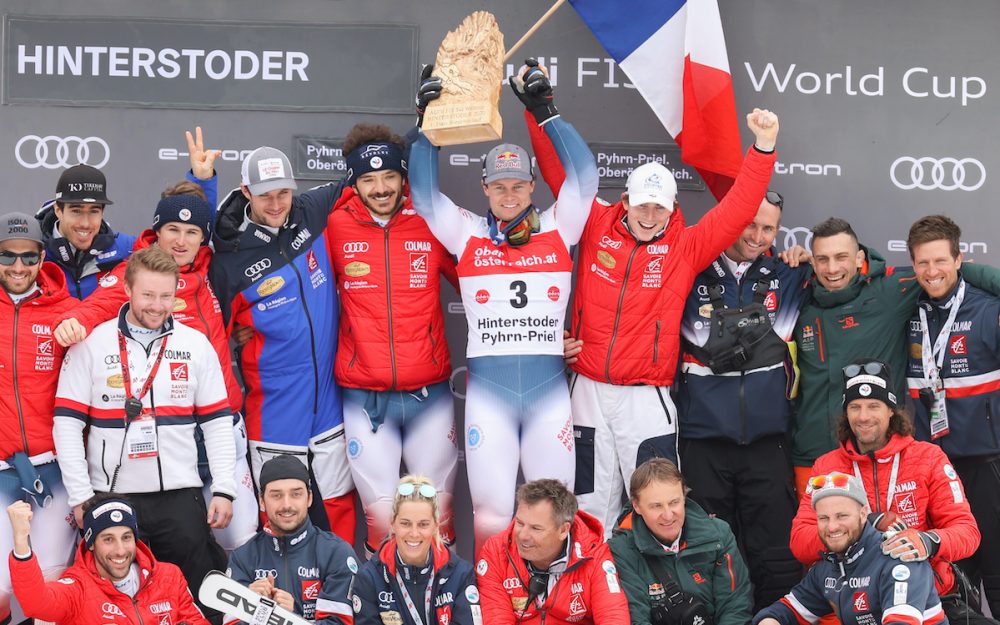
[509,58,559,125]
[415,64,443,127]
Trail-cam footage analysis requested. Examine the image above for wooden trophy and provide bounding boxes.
[421,11,505,146]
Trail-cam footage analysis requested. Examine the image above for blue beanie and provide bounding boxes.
[83,498,140,548]
[152,194,212,242]
[345,142,407,185]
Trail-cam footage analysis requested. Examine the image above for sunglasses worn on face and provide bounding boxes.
[397,483,437,499]
[809,472,851,491]
[766,190,784,209]
[843,361,886,379]
[0,251,42,266]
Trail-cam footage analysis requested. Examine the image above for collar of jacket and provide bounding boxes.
[266,517,316,554]
[811,244,886,307]
[116,304,175,340]
[822,522,880,567]
[626,499,719,557]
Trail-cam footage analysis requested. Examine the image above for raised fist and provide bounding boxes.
[746,108,779,152]
[415,64,443,126]
[509,59,559,125]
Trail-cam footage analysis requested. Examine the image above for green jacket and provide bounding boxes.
[608,500,751,625]
[792,245,1000,466]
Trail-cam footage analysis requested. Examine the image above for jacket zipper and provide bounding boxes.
[11,302,31,455]
[101,440,111,484]
[870,452,882,513]
[347,326,358,369]
[429,324,439,366]
[281,247,320,414]
[384,228,398,390]
[653,320,660,364]
[604,246,641,382]
[132,598,146,625]
[988,402,1000,449]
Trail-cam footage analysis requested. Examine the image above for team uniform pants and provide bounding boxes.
[125,487,228,620]
[199,414,258,552]
[343,380,458,553]
[679,436,802,613]
[952,455,1000,617]
[570,374,678,537]
[465,355,575,551]
[0,460,76,624]
[248,423,355,543]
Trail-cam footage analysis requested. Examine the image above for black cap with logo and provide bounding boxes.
[55,164,114,205]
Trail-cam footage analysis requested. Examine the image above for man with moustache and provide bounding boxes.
[0,212,77,624]
[53,246,236,616]
[226,455,357,625]
[326,123,459,555]
[7,495,209,625]
[754,473,946,625]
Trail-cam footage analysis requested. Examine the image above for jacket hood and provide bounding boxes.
[377,537,453,576]
[2,261,70,306]
[135,228,212,274]
[36,199,117,256]
[811,244,887,307]
[840,432,913,463]
[213,186,302,253]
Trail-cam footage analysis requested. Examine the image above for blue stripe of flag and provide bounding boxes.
[569,0,685,61]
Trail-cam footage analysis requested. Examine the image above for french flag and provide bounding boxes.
[569,0,743,200]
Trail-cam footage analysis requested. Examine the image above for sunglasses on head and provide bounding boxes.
[843,361,886,379]
[397,483,437,499]
[809,472,851,491]
[765,190,784,209]
[0,251,42,266]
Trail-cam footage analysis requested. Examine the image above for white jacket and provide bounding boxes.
[54,306,236,506]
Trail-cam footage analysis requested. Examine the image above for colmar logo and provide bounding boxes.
[645,256,663,273]
[36,335,54,356]
[853,592,869,612]
[169,362,188,381]
[950,334,967,355]
[411,253,428,273]
[307,249,319,273]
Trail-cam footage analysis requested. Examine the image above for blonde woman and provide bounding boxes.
[353,476,482,625]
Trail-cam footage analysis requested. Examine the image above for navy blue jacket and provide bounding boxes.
[353,540,481,625]
[906,277,1000,458]
[677,252,810,443]
[754,524,947,625]
[227,519,358,625]
[209,180,344,444]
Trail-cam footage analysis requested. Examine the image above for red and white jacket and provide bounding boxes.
[477,511,630,625]
[53,309,236,505]
[327,189,457,391]
[526,116,776,386]
[791,433,980,595]
[59,229,243,413]
[11,539,208,625]
[0,263,74,462]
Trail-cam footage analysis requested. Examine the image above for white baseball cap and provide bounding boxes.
[626,163,677,209]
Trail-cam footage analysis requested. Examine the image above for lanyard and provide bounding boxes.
[852,453,900,513]
[919,281,966,385]
[395,569,434,625]
[117,330,169,406]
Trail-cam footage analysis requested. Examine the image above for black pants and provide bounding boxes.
[124,488,228,622]
[941,595,1000,625]
[679,435,802,613]
[952,455,1000,617]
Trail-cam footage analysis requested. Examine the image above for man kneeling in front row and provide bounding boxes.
[7,495,209,625]
[755,473,947,625]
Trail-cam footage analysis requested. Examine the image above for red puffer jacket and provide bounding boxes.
[477,511,630,625]
[526,114,776,386]
[0,263,74,459]
[58,229,243,413]
[10,539,208,625]
[327,188,457,391]
[791,433,980,595]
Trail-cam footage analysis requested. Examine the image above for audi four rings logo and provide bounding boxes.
[343,241,369,253]
[780,226,813,252]
[244,259,272,277]
[890,157,986,191]
[15,135,110,169]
